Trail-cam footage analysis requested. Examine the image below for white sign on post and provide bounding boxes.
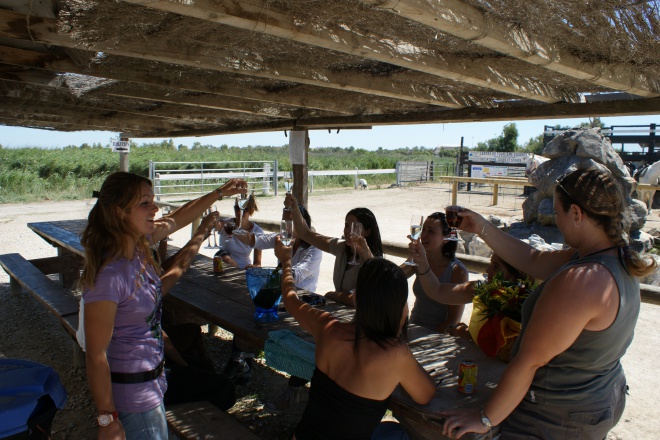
[112,141,130,153]
[289,131,306,165]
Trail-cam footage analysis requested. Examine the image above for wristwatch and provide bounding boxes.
[479,409,492,431]
[97,411,119,427]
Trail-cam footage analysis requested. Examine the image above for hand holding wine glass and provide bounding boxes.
[445,205,463,242]
[404,214,424,266]
[280,219,294,246]
[234,189,250,235]
[348,222,363,266]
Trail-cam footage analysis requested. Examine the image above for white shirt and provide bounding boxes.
[253,233,323,292]
[219,221,264,269]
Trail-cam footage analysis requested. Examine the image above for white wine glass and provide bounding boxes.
[280,220,294,246]
[404,214,424,266]
[347,222,363,266]
[234,190,250,235]
[283,177,294,211]
[445,205,462,242]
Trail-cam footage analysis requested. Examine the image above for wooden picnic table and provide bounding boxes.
[27,219,507,440]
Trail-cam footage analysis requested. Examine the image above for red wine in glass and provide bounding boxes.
[445,205,463,241]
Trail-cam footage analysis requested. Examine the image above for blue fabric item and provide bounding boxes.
[0,359,67,437]
[264,330,315,381]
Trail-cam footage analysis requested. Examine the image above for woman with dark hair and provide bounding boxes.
[274,242,436,440]
[285,193,383,306]
[400,212,469,332]
[79,172,245,439]
[415,168,656,439]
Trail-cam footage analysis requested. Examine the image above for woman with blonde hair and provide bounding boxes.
[414,168,656,439]
[80,172,245,439]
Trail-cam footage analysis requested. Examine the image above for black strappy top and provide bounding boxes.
[294,368,390,440]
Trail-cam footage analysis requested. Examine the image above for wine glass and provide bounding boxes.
[223,219,236,241]
[404,214,424,266]
[347,222,363,266]
[234,190,250,235]
[283,177,294,211]
[280,220,294,246]
[445,205,463,242]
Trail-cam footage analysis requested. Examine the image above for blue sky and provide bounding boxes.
[1,114,658,151]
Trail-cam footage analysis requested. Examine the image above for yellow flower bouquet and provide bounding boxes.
[468,274,536,362]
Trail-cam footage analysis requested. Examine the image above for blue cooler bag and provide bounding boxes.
[0,359,67,439]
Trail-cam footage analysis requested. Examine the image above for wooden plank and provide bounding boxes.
[0,253,81,325]
[362,0,659,98]
[29,255,83,276]
[28,221,86,257]
[121,0,569,104]
[166,401,259,440]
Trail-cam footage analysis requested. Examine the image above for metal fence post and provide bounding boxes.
[273,159,278,196]
[262,162,270,195]
[396,162,401,186]
[354,167,359,189]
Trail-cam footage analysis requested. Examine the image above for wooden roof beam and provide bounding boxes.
[0,72,271,125]
[361,0,659,98]
[0,45,358,115]
[120,0,567,104]
[0,10,463,108]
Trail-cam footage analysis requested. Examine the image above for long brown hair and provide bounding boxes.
[556,168,656,277]
[79,172,159,290]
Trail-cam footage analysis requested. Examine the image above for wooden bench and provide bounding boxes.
[0,252,85,368]
[166,401,259,440]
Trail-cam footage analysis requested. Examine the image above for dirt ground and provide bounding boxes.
[1,183,659,439]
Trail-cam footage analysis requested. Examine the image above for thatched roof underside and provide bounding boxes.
[0,0,658,137]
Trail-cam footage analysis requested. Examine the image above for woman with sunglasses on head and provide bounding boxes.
[416,168,656,439]
[400,212,469,333]
[79,172,246,440]
[275,238,436,440]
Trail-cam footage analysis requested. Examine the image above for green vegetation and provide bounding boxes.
[0,141,455,203]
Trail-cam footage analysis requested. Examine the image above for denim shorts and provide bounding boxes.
[119,401,168,440]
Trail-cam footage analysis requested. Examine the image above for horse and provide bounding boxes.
[524,154,550,177]
[636,160,660,211]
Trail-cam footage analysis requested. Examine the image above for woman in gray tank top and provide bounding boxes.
[414,169,657,439]
[400,212,468,332]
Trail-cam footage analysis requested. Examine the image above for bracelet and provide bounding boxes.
[418,266,432,276]
[214,188,223,201]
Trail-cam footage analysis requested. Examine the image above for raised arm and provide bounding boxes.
[152,178,246,242]
[284,193,334,253]
[275,236,334,339]
[410,238,474,305]
[458,209,573,281]
[160,212,218,294]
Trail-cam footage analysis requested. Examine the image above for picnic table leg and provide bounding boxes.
[72,340,86,369]
[9,276,21,296]
[58,248,80,288]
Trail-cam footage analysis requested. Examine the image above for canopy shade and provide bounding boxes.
[0,0,658,138]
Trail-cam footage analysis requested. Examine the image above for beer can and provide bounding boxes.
[458,360,477,394]
[213,254,224,273]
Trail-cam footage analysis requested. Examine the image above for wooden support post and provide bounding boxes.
[492,183,499,205]
[451,180,458,205]
[119,133,132,173]
[291,129,309,209]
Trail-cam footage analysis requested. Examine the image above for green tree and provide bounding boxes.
[521,134,544,154]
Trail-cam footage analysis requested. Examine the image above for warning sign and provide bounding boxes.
[112,141,130,153]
